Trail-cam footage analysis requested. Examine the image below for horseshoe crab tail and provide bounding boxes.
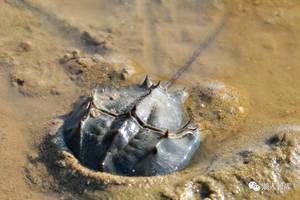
[164,15,226,89]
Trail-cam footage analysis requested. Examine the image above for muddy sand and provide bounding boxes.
[1,0,300,199]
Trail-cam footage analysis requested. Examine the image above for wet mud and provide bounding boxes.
[1,0,300,200]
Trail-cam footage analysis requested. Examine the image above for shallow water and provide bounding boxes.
[1,0,300,199]
[32,0,300,130]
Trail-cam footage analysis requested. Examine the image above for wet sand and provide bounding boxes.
[1,0,300,199]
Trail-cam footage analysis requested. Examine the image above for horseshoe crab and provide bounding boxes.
[54,76,200,176]
[52,17,225,177]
